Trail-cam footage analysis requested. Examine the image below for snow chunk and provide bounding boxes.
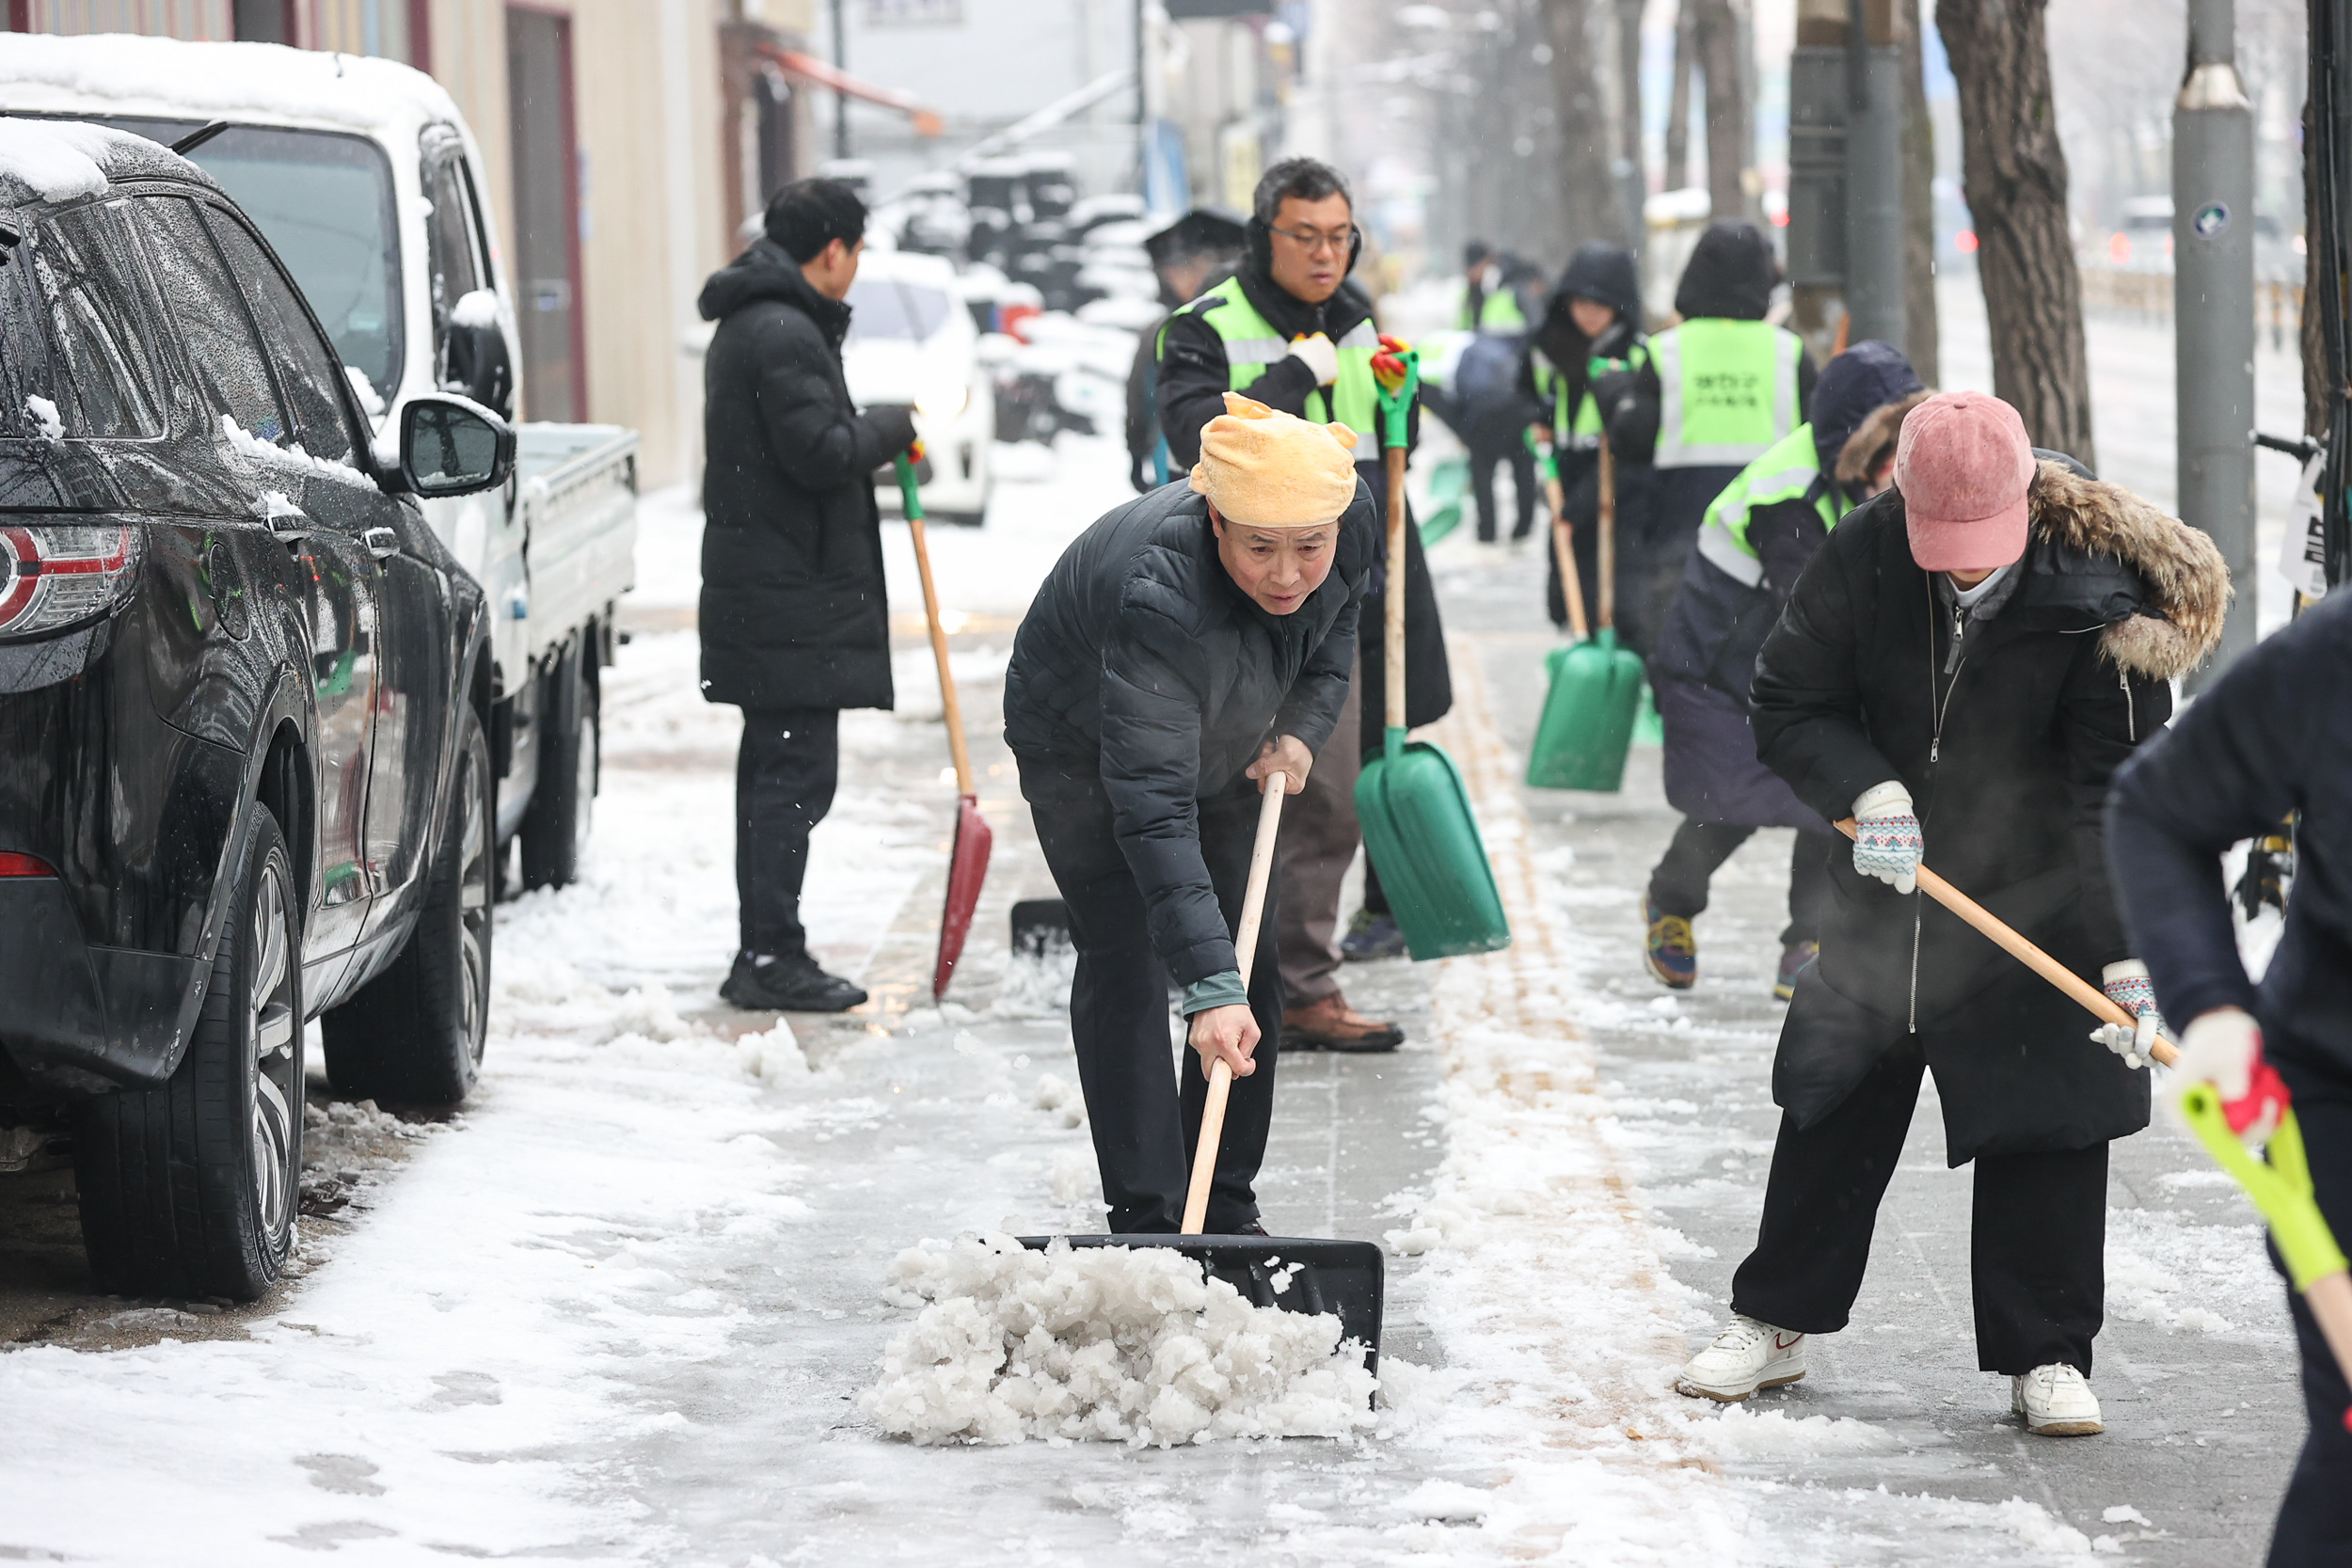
[861,1233,1376,1447]
[219,415,375,489]
[451,288,500,328]
[343,365,385,419]
[0,119,119,203]
[1,35,463,136]
[735,1020,809,1082]
[1703,1403,1895,1458]
[1032,1073,1086,1129]
[2102,1505,2152,1528]
[23,395,62,442]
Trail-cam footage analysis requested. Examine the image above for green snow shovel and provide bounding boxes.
[1353,348,1511,960]
[1416,452,1469,548]
[1525,441,1644,791]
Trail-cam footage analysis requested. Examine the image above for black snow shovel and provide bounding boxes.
[1021,777,1385,1370]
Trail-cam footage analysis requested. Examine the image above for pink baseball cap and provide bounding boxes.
[1893,390,2037,572]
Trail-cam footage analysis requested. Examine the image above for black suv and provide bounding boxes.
[0,124,512,1300]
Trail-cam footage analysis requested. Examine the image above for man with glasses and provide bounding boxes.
[1155,158,1454,1049]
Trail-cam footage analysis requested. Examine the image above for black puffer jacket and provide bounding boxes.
[1004,480,1378,982]
[696,240,916,711]
[1752,463,2228,1162]
[1158,253,1451,742]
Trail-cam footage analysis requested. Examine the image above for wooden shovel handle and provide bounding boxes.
[1384,444,1408,733]
[1181,777,1286,1235]
[1596,442,1617,632]
[1546,478,1589,641]
[1832,818,2180,1068]
[907,515,975,797]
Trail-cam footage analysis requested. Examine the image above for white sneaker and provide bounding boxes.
[2012,1363,2103,1435]
[1676,1314,1807,1402]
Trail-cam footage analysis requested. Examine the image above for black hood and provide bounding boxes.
[698,238,851,341]
[1673,220,1778,321]
[1552,242,1642,323]
[1810,340,1923,471]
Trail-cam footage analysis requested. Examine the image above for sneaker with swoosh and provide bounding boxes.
[1677,1314,1807,1401]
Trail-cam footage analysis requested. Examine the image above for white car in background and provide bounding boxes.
[847,249,995,526]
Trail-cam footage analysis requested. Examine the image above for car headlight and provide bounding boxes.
[915,377,971,421]
[0,523,141,638]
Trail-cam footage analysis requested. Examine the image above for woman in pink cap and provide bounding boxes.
[1672,390,2230,1436]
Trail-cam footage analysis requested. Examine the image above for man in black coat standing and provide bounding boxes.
[1004,395,1377,1233]
[1674,393,2227,1436]
[2106,592,2352,1565]
[698,180,917,1013]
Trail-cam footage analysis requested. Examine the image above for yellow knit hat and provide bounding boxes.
[1188,392,1359,527]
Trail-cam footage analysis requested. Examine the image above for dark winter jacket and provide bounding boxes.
[2108,590,2352,1084]
[1427,329,1540,451]
[1003,480,1379,982]
[696,240,918,711]
[1527,249,1646,634]
[1753,461,2228,1161]
[1157,254,1452,745]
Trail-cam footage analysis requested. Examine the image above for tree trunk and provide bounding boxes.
[1937,0,2094,466]
[1542,0,1631,245]
[1664,0,1694,191]
[1691,0,1751,223]
[1899,0,1940,385]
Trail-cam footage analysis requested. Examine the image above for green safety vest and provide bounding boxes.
[1651,317,1805,468]
[1163,275,1381,439]
[1477,288,1527,331]
[1531,340,1648,451]
[1692,422,1848,588]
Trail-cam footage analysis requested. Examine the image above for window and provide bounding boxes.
[845,277,952,342]
[11,203,167,439]
[423,136,486,339]
[200,206,358,466]
[134,197,292,448]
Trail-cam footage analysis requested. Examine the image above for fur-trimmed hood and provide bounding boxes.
[1836,390,1931,485]
[2027,459,2230,681]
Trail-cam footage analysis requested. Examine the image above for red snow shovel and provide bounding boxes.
[898,451,992,1000]
[1018,776,1387,1370]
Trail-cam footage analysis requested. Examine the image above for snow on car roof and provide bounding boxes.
[0,33,461,135]
[0,118,186,206]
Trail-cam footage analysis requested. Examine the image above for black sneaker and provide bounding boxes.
[721,953,867,1013]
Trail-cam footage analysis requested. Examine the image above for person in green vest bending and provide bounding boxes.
[1641,341,1926,997]
[1522,241,1646,634]
[1610,221,1816,657]
[1157,156,1455,1028]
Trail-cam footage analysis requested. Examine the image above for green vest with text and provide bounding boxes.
[1165,275,1381,440]
[1692,423,1847,589]
[1650,317,1804,468]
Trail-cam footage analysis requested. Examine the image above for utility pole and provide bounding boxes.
[832,0,850,162]
[1614,0,1647,256]
[2175,0,2255,682]
[1786,0,1903,360]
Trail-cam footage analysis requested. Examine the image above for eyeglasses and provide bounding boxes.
[1267,222,1359,257]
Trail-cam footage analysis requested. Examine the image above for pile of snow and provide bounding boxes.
[860,1233,1376,1447]
[0,119,123,203]
[1,33,463,135]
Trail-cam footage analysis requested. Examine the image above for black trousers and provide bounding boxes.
[1730,1034,2109,1375]
[1019,755,1283,1234]
[735,707,838,959]
[2266,1065,2352,1567]
[1470,436,1538,543]
[1648,822,1838,948]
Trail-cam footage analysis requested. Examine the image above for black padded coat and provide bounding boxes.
[696,241,916,711]
[1752,461,2226,1163]
[1003,480,1377,984]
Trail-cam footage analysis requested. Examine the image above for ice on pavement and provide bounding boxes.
[861,1233,1378,1446]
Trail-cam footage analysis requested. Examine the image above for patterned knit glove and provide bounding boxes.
[1851,782,1921,895]
[2090,959,2164,1069]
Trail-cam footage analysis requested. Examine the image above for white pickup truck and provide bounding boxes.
[3,38,636,890]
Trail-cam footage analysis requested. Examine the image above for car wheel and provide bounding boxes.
[75,804,304,1300]
[322,705,494,1104]
[518,639,596,891]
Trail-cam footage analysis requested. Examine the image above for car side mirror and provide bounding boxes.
[445,319,514,420]
[400,394,515,499]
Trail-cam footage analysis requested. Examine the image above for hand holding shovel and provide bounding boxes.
[1180,777,1285,1236]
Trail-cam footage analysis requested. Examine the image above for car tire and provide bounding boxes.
[322,705,494,1105]
[518,639,596,891]
[75,805,304,1301]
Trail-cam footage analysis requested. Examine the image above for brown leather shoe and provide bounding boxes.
[1282,993,1405,1053]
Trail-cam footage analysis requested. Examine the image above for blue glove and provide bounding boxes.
[1851,782,1921,895]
